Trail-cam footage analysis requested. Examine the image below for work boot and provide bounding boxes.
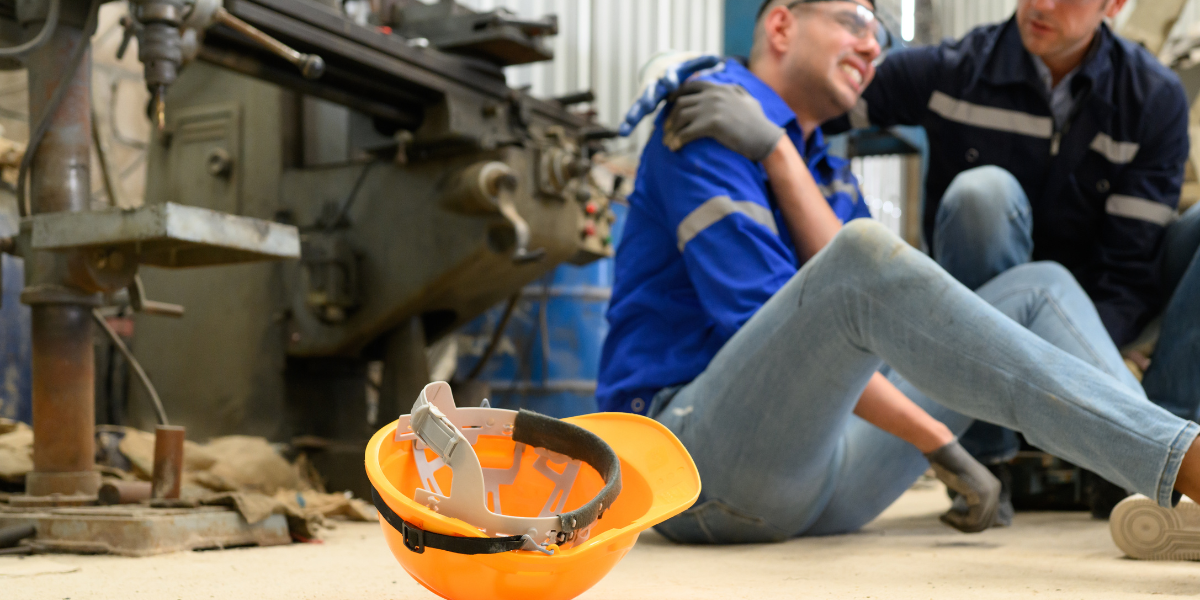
[947,462,1014,527]
[1110,494,1200,560]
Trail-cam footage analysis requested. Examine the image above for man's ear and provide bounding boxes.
[763,5,796,58]
[1104,0,1129,19]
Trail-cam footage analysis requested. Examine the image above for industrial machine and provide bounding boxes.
[120,0,619,495]
[0,0,615,552]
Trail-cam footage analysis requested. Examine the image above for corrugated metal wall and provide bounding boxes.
[457,0,725,157]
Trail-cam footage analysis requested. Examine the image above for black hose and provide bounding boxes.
[16,0,101,217]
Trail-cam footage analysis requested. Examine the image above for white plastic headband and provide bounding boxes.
[394,382,593,552]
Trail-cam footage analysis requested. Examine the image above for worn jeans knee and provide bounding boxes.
[818,218,911,279]
[653,499,790,544]
[934,166,1033,290]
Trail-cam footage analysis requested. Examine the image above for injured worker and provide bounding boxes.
[596,0,1200,548]
[656,0,1200,522]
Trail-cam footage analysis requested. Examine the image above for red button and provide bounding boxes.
[584,223,596,236]
[585,202,597,215]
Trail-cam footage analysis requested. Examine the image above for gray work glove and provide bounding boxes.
[662,80,785,162]
[925,440,1002,533]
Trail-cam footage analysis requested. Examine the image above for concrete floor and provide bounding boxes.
[5,483,1200,599]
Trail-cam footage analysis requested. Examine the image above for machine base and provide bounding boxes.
[0,504,291,557]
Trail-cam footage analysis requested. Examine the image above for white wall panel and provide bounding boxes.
[852,156,905,238]
[457,0,725,158]
[932,0,1016,40]
[933,0,1200,45]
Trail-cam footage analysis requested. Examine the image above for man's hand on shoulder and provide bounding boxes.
[663,80,785,162]
[619,54,723,137]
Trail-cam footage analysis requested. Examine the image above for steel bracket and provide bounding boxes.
[27,202,301,268]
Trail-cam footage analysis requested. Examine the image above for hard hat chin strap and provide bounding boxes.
[370,486,554,555]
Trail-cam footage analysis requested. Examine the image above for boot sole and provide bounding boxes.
[1111,494,1200,561]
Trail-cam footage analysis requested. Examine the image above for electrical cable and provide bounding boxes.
[92,308,170,427]
[91,104,122,207]
[16,0,101,217]
[0,0,60,58]
[327,160,379,231]
[465,293,519,382]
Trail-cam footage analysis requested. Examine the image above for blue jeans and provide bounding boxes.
[649,220,1197,543]
[935,166,1200,462]
[1143,202,1200,418]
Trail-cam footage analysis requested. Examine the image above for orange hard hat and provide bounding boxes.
[365,382,700,600]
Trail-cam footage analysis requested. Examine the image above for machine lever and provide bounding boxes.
[129,274,185,318]
[498,198,545,264]
[212,7,325,79]
[116,16,140,61]
[488,170,545,264]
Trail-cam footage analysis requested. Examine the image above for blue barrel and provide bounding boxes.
[459,203,628,418]
[0,212,31,424]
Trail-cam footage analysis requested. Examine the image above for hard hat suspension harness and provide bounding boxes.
[372,391,621,556]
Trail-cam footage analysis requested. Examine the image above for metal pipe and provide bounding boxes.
[28,27,90,214]
[0,524,35,549]
[22,20,100,499]
[151,425,185,500]
[15,0,100,217]
[27,306,97,496]
[98,480,152,505]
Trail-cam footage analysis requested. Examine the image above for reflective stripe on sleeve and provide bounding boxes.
[927,91,1053,139]
[676,196,779,251]
[818,180,862,204]
[1106,195,1176,226]
[1090,133,1140,164]
[850,98,870,129]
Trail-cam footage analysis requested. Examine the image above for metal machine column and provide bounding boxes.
[21,23,100,501]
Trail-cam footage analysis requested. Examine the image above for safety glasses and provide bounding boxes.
[757,0,895,60]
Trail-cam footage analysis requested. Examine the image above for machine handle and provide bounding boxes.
[129,274,185,318]
[213,7,325,79]
[486,168,545,264]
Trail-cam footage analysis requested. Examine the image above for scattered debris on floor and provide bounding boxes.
[2,419,375,542]
[0,420,32,488]
[0,558,79,578]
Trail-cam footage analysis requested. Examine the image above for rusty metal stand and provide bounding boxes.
[1,3,300,555]
[15,8,101,507]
